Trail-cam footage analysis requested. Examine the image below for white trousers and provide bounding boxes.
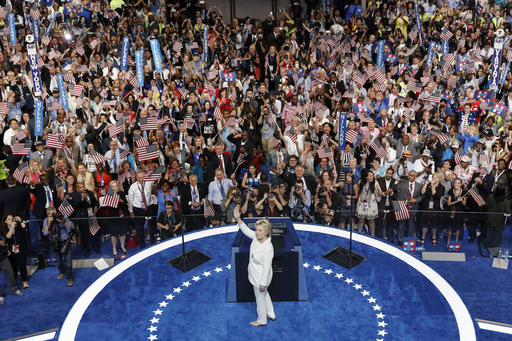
[253,285,275,324]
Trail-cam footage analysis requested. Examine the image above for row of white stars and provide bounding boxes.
[303,262,388,339]
[146,264,231,341]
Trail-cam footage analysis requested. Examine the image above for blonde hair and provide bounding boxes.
[254,219,272,238]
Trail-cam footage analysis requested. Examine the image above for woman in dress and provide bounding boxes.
[419,172,446,246]
[99,181,129,256]
[117,160,136,195]
[241,164,261,192]
[446,177,467,248]
[233,206,276,327]
[356,171,382,236]
[340,172,358,230]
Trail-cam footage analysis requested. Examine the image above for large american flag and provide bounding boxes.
[393,200,410,221]
[103,187,120,208]
[133,134,149,148]
[12,142,31,155]
[13,162,30,184]
[137,144,159,161]
[58,199,75,218]
[370,138,387,158]
[467,187,485,207]
[46,134,65,149]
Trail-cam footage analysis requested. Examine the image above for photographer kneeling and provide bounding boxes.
[43,207,76,287]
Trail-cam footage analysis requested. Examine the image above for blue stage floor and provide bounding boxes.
[1,224,511,341]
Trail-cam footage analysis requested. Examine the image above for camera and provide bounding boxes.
[232,192,240,200]
[263,109,269,116]
[318,186,326,195]
[249,192,256,199]
[268,192,275,199]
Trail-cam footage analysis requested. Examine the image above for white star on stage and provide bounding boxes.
[324,269,333,274]
[361,290,370,296]
[148,326,158,332]
[203,271,211,277]
[226,264,231,269]
[150,317,159,324]
[313,265,322,271]
[335,273,344,279]
[378,321,388,328]
[173,287,182,293]
[376,313,386,319]
[344,278,353,284]
[353,284,362,290]
[192,276,201,282]
[377,330,388,336]
[376,339,384,341]
[158,301,168,307]
[372,304,381,311]
[303,262,310,268]
[148,334,158,341]
[368,297,377,303]
[165,293,175,300]
[182,281,191,287]
[153,309,163,315]
[214,267,223,273]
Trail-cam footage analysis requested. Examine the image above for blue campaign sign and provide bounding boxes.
[150,39,163,73]
[120,37,130,71]
[8,13,16,45]
[135,50,144,87]
[56,73,69,110]
[448,240,462,252]
[338,112,347,151]
[27,44,43,97]
[34,100,44,137]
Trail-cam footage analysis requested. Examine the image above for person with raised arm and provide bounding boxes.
[233,205,276,327]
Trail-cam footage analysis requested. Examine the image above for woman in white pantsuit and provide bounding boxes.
[234,206,276,327]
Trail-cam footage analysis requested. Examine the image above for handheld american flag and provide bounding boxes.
[103,187,120,208]
[15,129,27,141]
[393,200,410,221]
[139,117,159,131]
[286,131,298,143]
[430,129,449,144]
[108,119,125,137]
[133,134,150,148]
[137,144,159,161]
[12,142,31,155]
[58,199,75,217]
[204,200,215,218]
[370,138,387,158]
[144,166,166,182]
[13,162,30,184]
[467,187,485,207]
[69,84,83,97]
[90,150,108,164]
[46,134,65,149]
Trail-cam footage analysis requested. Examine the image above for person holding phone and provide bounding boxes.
[233,206,276,326]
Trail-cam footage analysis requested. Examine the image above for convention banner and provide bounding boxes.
[376,40,385,68]
[32,18,40,42]
[47,11,59,35]
[499,62,510,87]
[27,43,43,97]
[489,47,503,90]
[426,41,437,67]
[203,26,208,63]
[8,13,16,45]
[34,100,44,137]
[150,39,163,73]
[135,50,144,87]
[120,36,130,71]
[56,73,69,110]
[414,3,422,42]
[442,41,449,57]
[338,112,347,151]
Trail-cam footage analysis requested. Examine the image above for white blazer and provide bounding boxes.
[239,221,274,287]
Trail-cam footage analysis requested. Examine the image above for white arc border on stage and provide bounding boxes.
[58,224,476,341]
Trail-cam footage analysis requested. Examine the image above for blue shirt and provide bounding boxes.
[42,217,74,242]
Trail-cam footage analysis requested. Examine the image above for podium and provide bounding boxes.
[227,217,308,302]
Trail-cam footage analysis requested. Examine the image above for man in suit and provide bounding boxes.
[180,174,207,231]
[227,129,254,176]
[206,140,232,183]
[392,134,420,162]
[467,169,494,245]
[68,182,98,257]
[30,174,58,256]
[266,140,289,182]
[56,135,81,167]
[279,164,317,196]
[377,167,397,242]
[30,141,54,171]
[0,176,30,221]
[393,170,422,244]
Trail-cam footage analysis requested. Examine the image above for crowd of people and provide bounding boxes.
[0,0,512,302]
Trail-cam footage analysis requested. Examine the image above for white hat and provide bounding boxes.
[422,149,431,157]
[461,155,471,163]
